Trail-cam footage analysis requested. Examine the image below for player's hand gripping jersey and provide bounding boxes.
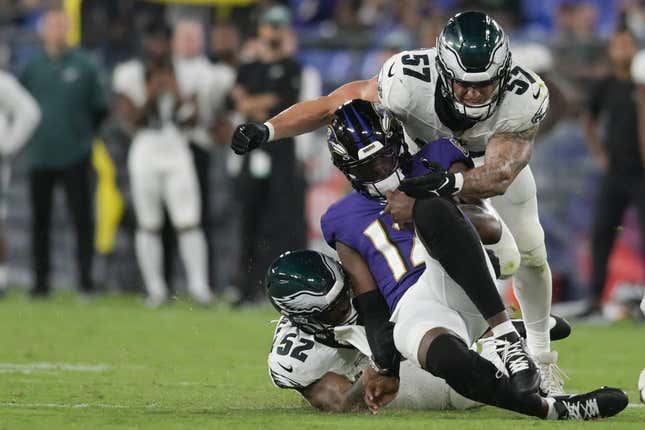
[377,48,549,153]
[321,137,472,310]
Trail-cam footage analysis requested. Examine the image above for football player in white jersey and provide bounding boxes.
[113,25,213,307]
[265,250,626,420]
[266,250,481,412]
[232,11,559,393]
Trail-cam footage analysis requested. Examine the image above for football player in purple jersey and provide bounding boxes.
[318,100,628,420]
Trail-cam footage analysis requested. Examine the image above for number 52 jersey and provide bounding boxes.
[267,316,480,410]
[377,48,549,153]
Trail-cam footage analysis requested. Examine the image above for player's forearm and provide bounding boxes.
[339,379,368,412]
[267,97,335,141]
[459,161,524,198]
[268,78,376,141]
[460,129,534,198]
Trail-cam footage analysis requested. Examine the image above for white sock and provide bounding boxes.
[178,228,212,303]
[0,264,7,290]
[514,261,552,355]
[640,290,645,316]
[545,397,559,420]
[135,230,167,300]
[491,320,517,338]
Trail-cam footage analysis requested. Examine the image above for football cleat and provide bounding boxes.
[512,315,571,342]
[535,350,567,396]
[553,387,628,420]
[494,335,540,395]
[145,293,169,308]
[639,368,645,404]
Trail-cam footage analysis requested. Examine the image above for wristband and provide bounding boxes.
[264,121,275,142]
[453,172,464,195]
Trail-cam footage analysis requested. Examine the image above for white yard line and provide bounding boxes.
[0,362,110,374]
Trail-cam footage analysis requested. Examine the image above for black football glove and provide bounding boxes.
[399,159,462,198]
[231,122,269,155]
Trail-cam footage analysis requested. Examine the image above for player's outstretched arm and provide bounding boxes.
[300,372,364,412]
[459,126,537,198]
[230,77,378,155]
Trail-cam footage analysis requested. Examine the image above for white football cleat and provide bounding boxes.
[191,289,214,307]
[639,368,645,404]
[535,350,567,396]
[145,292,169,308]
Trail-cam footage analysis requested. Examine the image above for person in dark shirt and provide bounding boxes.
[581,28,645,316]
[230,5,306,306]
[20,9,107,298]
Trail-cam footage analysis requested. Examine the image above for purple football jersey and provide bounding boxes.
[321,138,472,310]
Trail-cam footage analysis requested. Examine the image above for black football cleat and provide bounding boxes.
[494,334,540,395]
[512,314,571,342]
[553,387,628,420]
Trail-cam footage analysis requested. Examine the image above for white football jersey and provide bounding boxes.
[112,59,147,108]
[267,317,479,410]
[631,50,645,85]
[377,48,550,153]
[268,317,367,390]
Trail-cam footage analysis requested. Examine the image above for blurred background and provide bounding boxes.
[0,0,643,321]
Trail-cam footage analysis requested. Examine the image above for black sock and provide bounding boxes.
[413,197,505,319]
[425,333,545,418]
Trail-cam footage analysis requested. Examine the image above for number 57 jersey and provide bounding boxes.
[377,48,549,153]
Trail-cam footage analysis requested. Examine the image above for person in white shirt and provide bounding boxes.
[172,19,235,287]
[0,70,41,294]
[113,23,212,307]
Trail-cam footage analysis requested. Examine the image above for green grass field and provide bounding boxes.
[0,291,643,430]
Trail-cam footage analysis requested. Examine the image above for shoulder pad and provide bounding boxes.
[268,320,337,390]
[496,63,549,132]
[377,49,437,119]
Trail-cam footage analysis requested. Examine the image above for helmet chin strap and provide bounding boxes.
[368,170,403,198]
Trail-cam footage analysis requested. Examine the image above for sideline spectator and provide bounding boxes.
[172,19,235,289]
[113,22,213,307]
[230,5,307,306]
[20,8,107,298]
[580,29,645,317]
[0,69,40,296]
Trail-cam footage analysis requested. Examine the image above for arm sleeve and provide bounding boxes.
[0,72,41,155]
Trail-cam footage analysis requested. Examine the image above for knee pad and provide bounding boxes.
[486,240,520,279]
[520,242,548,268]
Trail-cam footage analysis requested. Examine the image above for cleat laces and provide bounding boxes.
[539,361,568,396]
[563,398,600,420]
[495,338,530,375]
